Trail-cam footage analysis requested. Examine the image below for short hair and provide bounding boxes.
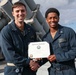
[12,2,26,11]
[45,8,60,18]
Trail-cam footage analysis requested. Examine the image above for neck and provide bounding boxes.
[50,28,58,39]
[50,27,58,33]
[15,21,24,31]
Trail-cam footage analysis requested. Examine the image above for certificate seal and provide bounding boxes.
[30,54,33,58]
[37,45,41,49]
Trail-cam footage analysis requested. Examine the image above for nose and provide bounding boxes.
[19,11,22,15]
[51,18,55,21]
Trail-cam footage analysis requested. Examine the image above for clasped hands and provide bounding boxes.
[29,55,56,71]
[29,58,41,71]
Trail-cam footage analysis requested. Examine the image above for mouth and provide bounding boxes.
[50,22,56,25]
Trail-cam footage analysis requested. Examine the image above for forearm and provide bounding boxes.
[55,50,76,62]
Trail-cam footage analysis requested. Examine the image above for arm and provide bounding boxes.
[1,26,30,67]
[55,29,76,62]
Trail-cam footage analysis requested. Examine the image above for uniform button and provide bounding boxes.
[56,68,60,71]
[15,68,19,73]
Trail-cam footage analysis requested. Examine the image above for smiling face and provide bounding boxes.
[46,12,59,29]
[12,5,27,23]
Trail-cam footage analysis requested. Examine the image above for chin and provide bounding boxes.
[19,20,24,22]
[50,25,56,27]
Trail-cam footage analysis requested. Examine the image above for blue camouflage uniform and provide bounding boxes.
[1,21,37,75]
[43,25,76,75]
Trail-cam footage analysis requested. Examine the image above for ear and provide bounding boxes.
[46,18,48,23]
[58,17,60,22]
[12,12,14,16]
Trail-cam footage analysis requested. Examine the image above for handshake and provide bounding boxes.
[29,58,41,71]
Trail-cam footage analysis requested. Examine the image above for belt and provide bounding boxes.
[7,63,15,66]
[51,65,74,71]
[7,63,23,73]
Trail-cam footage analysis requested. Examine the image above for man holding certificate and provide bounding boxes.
[42,8,76,75]
[1,2,40,75]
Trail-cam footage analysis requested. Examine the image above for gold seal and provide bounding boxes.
[30,54,33,58]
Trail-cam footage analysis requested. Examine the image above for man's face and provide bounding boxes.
[12,6,26,23]
[46,12,59,28]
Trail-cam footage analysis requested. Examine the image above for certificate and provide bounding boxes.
[28,41,50,58]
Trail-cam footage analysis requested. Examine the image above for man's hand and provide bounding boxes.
[47,54,56,62]
[29,60,40,71]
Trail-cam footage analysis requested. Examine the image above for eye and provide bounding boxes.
[16,10,19,13]
[21,10,25,12]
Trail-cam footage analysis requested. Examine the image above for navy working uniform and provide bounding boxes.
[43,25,76,75]
[1,21,37,75]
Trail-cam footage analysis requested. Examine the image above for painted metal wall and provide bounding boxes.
[0,0,49,39]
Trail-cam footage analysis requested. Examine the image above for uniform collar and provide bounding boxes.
[10,20,29,31]
[47,24,64,34]
[10,20,25,31]
[46,25,64,42]
[58,25,64,34]
[9,20,31,36]
[53,25,64,41]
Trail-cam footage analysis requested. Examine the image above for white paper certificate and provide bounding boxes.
[28,41,50,58]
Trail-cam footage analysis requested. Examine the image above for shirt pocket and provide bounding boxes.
[58,38,68,51]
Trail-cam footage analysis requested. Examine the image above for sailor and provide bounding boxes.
[1,2,40,75]
[42,8,76,75]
